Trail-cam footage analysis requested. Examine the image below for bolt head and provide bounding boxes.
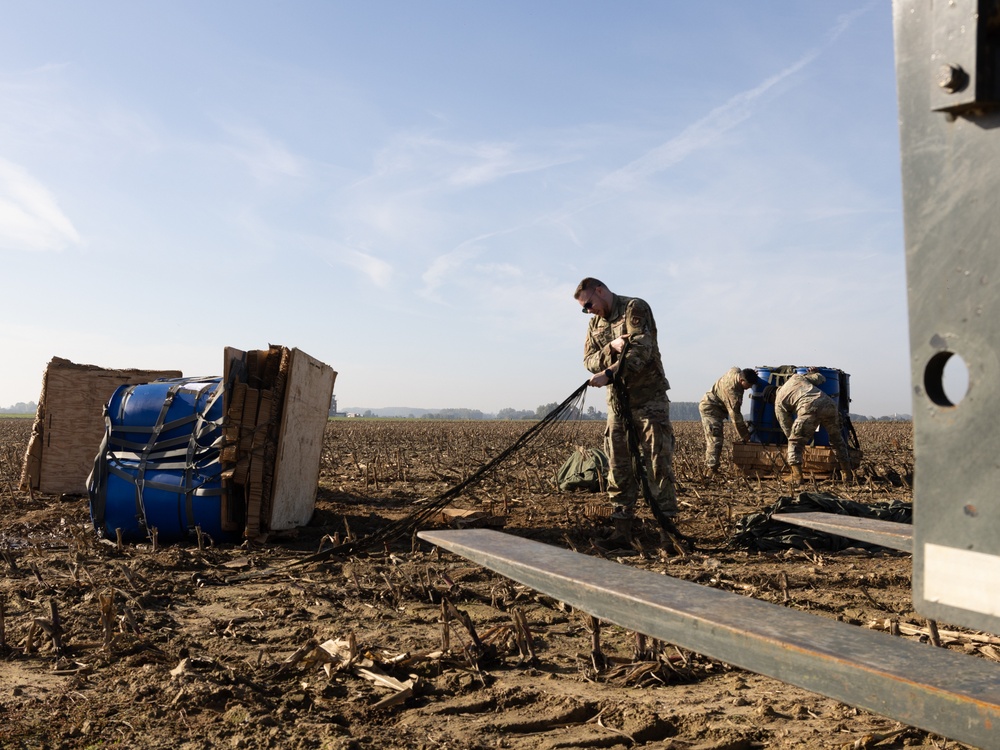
[938,63,967,93]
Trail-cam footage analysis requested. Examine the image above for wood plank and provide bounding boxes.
[269,349,336,530]
[772,512,912,552]
[418,529,1000,750]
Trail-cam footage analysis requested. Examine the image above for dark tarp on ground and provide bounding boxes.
[729,491,912,552]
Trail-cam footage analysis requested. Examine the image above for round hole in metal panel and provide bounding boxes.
[924,350,969,407]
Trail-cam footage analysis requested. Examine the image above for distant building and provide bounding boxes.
[329,394,343,417]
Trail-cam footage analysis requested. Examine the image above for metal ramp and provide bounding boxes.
[419,528,1000,749]
[772,512,913,553]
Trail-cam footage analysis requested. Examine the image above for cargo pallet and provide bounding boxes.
[731,442,862,480]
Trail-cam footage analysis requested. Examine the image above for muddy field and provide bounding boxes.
[0,416,986,750]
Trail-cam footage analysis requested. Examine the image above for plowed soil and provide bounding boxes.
[0,417,987,750]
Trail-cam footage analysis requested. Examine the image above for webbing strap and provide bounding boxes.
[86,410,114,529]
[105,461,224,496]
[184,384,225,529]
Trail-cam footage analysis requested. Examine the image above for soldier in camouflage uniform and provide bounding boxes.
[774,369,852,484]
[574,278,676,541]
[699,367,759,473]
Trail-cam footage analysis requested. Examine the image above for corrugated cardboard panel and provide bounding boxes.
[21,357,182,495]
[269,349,336,530]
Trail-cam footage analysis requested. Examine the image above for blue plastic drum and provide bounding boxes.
[749,367,787,445]
[89,376,233,543]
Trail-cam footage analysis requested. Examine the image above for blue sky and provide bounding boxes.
[0,2,912,417]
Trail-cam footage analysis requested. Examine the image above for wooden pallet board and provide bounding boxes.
[732,443,861,478]
[270,348,337,531]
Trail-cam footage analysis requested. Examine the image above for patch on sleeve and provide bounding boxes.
[628,311,644,330]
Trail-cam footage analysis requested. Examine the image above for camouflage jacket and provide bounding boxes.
[583,293,669,405]
[701,367,750,435]
[775,371,828,414]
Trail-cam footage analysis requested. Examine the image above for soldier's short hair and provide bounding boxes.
[741,368,760,387]
[574,277,606,300]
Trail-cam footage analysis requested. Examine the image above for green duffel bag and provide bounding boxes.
[555,446,609,492]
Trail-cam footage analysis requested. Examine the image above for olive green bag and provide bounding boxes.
[555,446,609,492]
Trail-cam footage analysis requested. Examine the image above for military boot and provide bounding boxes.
[788,464,803,486]
[839,461,855,483]
[612,512,634,542]
[598,508,635,551]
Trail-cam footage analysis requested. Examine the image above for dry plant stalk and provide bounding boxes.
[1,549,18,573]
[927,618,941,648]
[28,562,44,586]
[275,637,320,676]
[590,615,604,671]
[24,621,39,654]
[99,590,116,651]
[510,607,536,660]
[439,599,451,653]
[32,600,64,654]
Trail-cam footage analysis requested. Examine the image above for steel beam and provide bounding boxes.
[419,529,1000,749]
[772,512,913,553]
[896,0,1000,635]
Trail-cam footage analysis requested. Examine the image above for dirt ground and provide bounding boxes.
[0,416,987,750]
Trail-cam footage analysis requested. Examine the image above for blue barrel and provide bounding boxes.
[749,367,787,445]
[89,376,234,543]
[796,367,841,400]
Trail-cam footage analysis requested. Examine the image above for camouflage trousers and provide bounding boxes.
[604,398,677,518]
[776,398,850,466]
[698,398,728,469]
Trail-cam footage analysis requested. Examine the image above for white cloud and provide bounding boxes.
[421,242,483,299]
[343,247,392,287]
[598,8,868,194]
[365,132,576,192]
[444,140,577,188]
[599,63,812,193]
[474,261,521,277]
[0,157,80,252]
[221,124,306,184]
[319,241,393,287]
